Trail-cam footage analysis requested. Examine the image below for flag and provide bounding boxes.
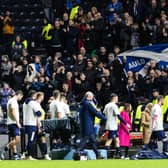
[118,44,168,76]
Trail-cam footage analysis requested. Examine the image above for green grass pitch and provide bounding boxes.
[0,160,168,168]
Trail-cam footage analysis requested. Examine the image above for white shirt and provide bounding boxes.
[7,97,19,125]
[60,101,70,119]
[151,104,163,131]
[49,100,63,119]
[23,100,42,126]
[103,102,119,130]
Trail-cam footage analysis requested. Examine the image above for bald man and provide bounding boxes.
[77,91,106,159]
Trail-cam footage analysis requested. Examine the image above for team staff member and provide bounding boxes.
[49,90,62,119]
[77,91,106,159]
[22,90,36,159]
[1,90,23,160]
[36,92,51,160]
[48,90,63,149]
[23,91,45,160]
[59,93,71,118]
[23,90,38,160]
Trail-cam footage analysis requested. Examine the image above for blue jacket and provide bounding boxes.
[79,98,106,136]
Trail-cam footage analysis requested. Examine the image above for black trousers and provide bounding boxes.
[77,134,99,156]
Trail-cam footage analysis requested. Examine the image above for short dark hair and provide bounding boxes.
[152,89,159,93]
[110,93,118,100]
[15,90,23,96]
[53,90,60,99]
[28,90,36,97]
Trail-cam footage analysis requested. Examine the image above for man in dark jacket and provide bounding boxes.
[77,91,106,158]
[49,19,64,57]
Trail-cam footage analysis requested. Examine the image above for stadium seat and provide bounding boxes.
[0,0,45,39]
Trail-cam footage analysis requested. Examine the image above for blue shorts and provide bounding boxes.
[151,130,166,141]
[8,124,20,137]
[25,126,37,142]
[108,130,118,139]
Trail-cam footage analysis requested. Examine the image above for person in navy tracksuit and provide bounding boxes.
[77,91,106,158]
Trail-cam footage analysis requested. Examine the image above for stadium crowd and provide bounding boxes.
[0,0,168,160]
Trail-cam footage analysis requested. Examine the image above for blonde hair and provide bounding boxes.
[145,103,153,112]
